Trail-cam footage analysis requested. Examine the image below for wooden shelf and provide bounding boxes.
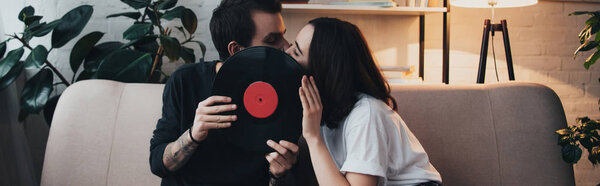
[282,4,447,15]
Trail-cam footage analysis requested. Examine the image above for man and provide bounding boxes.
[149,0,300,185]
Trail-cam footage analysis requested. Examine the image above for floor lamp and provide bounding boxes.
[451,0,537,83]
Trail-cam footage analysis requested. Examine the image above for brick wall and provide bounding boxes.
[424,1,600,184]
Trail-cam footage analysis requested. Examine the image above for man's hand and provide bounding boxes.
[265,140,299,178]
[190,96,238,142]
[163,96,237,172]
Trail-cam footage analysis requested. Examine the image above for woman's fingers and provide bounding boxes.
[299,87,310,110]
[302,76,316,108]
[309,76,322,106]
[306,76,320,107]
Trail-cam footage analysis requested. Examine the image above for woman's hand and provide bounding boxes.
[299,76,323,141]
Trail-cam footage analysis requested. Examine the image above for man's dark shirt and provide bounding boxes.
[149,61,269,185]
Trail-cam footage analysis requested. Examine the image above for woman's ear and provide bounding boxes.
[227,41,244,56]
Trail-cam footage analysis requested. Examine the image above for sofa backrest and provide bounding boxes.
[41,80,163,186]
[390,82,574,186]
[41,80,574,186]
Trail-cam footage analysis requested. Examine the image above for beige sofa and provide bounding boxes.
[41,80,574,186]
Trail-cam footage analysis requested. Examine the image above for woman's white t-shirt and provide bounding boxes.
[321,93,442,186]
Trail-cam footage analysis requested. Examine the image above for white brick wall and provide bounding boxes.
[423,1,600,184]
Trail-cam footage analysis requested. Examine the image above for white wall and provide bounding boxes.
[423,1,600,184]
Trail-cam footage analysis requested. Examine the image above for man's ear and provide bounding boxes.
[227,41,244,56]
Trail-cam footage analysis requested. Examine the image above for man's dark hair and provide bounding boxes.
[210,0,282,60]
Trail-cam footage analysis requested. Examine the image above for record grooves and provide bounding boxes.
[211,46,305,153]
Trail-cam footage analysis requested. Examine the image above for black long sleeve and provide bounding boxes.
[149,61,270,185]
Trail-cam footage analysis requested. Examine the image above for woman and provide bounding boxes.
[285,17,442,185]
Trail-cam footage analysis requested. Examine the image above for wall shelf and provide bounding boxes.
[282,4,447,15]
[282,2,451,84]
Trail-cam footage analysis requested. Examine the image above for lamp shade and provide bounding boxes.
[451,0,537,8]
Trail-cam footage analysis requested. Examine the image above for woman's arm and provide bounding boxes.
[299,76,378,186]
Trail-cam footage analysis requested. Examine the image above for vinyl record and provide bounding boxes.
[212,46,305,153]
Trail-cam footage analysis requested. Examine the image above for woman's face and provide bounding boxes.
[286,24,314,70]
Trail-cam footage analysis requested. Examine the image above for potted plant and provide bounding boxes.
[555,10,600,167]
[0,0,205,125]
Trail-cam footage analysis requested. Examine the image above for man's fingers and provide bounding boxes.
[199,96,231,106]
[279,140,300,154]
[201,122,232,130]
[267,152,289,170]
[266,153,284,173]
[199,104,237,115]
[267,140,292,160]
[199,115,237,122]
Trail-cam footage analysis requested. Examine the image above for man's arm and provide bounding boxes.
[162,96,237,171]
[162,129,199,171]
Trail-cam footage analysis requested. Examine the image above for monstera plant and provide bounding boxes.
[0,0,205,125]
[556,11,600,166]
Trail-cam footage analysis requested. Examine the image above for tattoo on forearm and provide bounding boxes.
[163,129,198,171]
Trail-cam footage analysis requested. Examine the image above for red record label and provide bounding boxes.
[243,82,278,118]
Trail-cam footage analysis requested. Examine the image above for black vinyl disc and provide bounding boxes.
[212,46,305,153]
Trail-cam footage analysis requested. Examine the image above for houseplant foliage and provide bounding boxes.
[572,11,600,69]
[556,117,600,165]
[557,10,600,166]
[103,0,206,82]
[0,0,205,125]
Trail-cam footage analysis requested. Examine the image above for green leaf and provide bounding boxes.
[30,20,62,37]
[556,128,572,136]
[579,25,592,44]
[181,8,197,35]
[589,147,600,165]
[70,32,104,73]
[18,6,34,22]
[18,109,29,122]
[132,36,159,54]
[0,48,25,77]
[96,49,153,83]
[584,50,600,69]
[121,35,157,49]
[51,5,93,48]
[75,70,94,81]
[570,11,593,16]
[106,12,141,19]
[561,144,582,164]
[159,36,181,61]
[121,0,151,9]
[157,0,178,10]
[24,16,43,26]
[190,40,206,58]
[176,26,187,38]
[0,41,6,58]
[161,6,184,20]
[25,45,48,69]
[20,68,53,113]
[180,46,195,63]
[123,23,153,40]
[145,8,162,26]
[0,62,24,91]
[43,95,61,126]
[574,41,598,57]
[84,42,123,73]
